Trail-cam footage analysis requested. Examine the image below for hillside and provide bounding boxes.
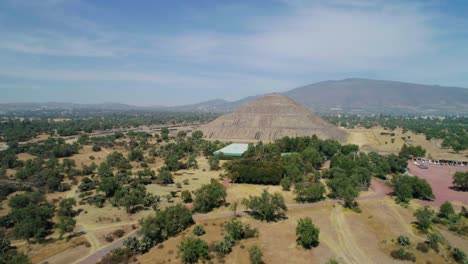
[285,78,468,114]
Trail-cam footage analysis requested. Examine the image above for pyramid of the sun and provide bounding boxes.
[201,94,347,142]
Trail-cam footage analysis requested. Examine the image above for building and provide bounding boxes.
[213,143,249,157]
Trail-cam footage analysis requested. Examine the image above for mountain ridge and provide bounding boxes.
[1,78,467,115]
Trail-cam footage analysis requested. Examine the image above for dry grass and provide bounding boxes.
[346,127,468,160]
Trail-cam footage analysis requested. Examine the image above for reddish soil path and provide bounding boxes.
[408,162,468,207]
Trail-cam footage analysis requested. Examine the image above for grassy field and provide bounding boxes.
[345,126,468,160]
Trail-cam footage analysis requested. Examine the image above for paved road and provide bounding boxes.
[76,179,390,264]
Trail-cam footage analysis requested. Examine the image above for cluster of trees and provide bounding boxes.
[222,136,408,209]
[0,229,30,264]
[392,175,434,203]
[1,192,55,242]
[23,137,79,158]
[399,144,426,159]
[0,111,218,143]
[325,115,468,152]
[124,204,194,254]
[414,201,467,236]
[14,158,78,192]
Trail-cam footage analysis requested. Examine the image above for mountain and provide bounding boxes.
[200,94,347,141]
[1,79,467,115]
[176,78,468,115]
[284,78,468,114]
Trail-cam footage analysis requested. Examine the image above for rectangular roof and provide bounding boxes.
[213,143,249,157]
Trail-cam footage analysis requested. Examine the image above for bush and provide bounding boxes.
[177,236,209,264]
[181,190,193,203]
[92,145,101,152]
[193,225,206,236]
[296,217,320,249]
[294,182,326,203]
[390,248,416,262]
[452,247,467,263]
[113,229,125,238]
[397,235,410,247]
[414,207,435,233]
[416,242,429,253]
[213,235,235,255]
[248,245,263,264]
[280,177,292,191]
[439,201,456,219]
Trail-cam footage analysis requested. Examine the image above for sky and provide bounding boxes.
[1,0,468,106]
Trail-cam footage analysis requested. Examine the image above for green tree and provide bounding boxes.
[294,182,326,203]
[156,168,174,184]
[242,189,287,222]
[249,245,264,264]
[453,171,468,191]
[139,204,194,244]
[296,217,320,249]
[439,201,456,219]
[208,155,220,170]
[193,181,227,213]
[280,177,292,191]
[99,177,119,197]
[177,237,209,264]
[414,206,435,233]
[181,190,193,203]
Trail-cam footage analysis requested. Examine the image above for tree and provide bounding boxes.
[453,171,468,191]
[57,198,76,239]
[193,181,227,213]
[242,189,287,221]
[249,245,263,264]
[230,201,239,217]
[208,155,220,170]
[414,207,434,233]
[139,204,194,244]
[439,201,456,219]
[191,130,203,140]
[177,236,208,264]
[294,182,326,203]
[181,190,192,203]
[301,147,324,169]
[161,127,169,141]
[296,217,320,249]
[156,168,174,184]
[280,177,292,191]
[99,177,119,197]
[128,149,144,162]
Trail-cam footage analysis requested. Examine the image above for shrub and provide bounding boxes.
[248,245,263,264]
[294,182,326,203]
[181,190,192,203]
[280,177,292,191]
[439,201,456,219]
[397,235,410,247]
[177,236,209,264]
[390,248,416,262]
[296,217,320,249]
[193,225,206,236]
[113,229,125,238]
[414,206,434,233]
[213,235,235,255]
[452,247,467,263]
[416,242,429,253]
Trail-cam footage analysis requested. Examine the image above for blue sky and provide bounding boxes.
[1,0,468,106]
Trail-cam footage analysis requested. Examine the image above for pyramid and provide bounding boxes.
[200,94,347,142]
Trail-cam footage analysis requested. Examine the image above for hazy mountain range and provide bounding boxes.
[2,79,467,115]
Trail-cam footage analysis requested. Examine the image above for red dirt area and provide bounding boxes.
[408,162,468,208]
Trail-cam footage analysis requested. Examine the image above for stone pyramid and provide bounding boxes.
[201,94,347,141]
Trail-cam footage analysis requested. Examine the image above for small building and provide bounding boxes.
[213,143,249,157]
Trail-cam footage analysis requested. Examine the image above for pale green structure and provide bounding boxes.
[213,143,249,157]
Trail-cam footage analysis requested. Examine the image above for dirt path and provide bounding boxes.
[329,207,373,264]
